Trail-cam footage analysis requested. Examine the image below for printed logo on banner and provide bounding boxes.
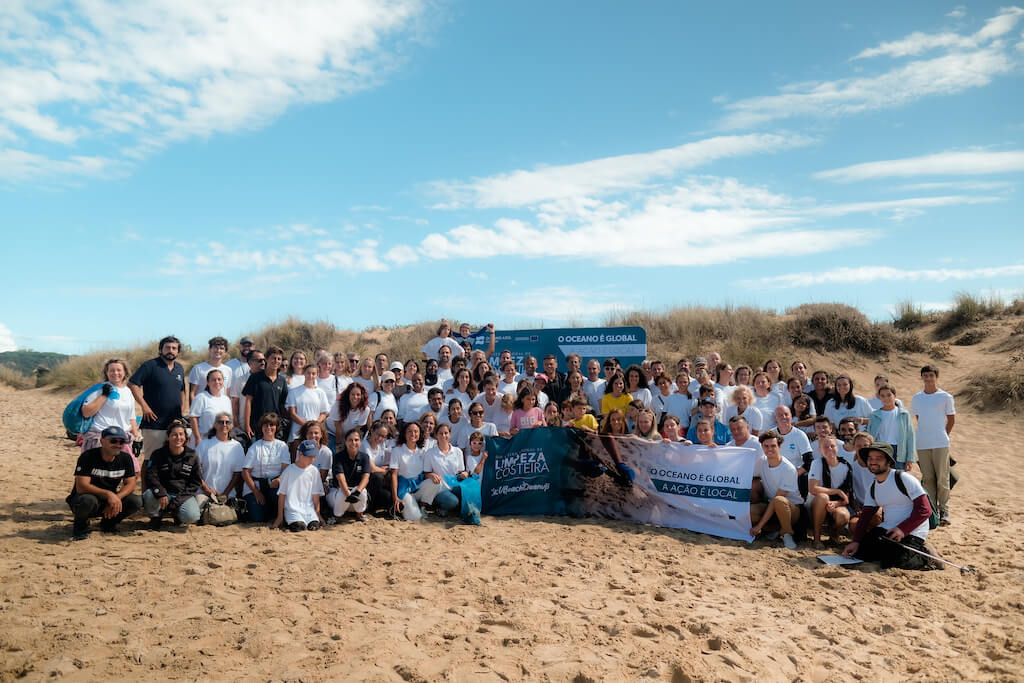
[481,428,578,516]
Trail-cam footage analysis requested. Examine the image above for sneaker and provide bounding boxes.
[782,534,798,550]
[307,521,322,531]
[354,513,367,522]
[325,516,337,526]
[764,530,779,541]
[72,522,90,541]
[288,521,307,532]
[99,520,118,534]
[939,509,951,526]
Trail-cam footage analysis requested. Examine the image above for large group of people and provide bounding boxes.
[68,320,957,570]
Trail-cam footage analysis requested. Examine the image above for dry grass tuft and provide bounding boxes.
[962,356,1024,413]
[43,345,203,391]
[0,365,34,390]
[249,318,337,357]
[892,299,926,331]
[935,291,1006,338]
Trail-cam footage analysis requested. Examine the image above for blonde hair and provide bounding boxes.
[730,385,754,405]
[500,393,515,411]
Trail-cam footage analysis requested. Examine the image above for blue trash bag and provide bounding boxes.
[62,383,117,435]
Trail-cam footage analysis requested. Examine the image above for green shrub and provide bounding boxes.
[892,299,925,331]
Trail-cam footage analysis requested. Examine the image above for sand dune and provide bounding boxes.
[1,346,1022,681]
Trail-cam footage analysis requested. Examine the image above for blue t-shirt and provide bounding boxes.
[129,358,186,430]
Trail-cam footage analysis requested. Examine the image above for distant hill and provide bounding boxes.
[0,351,71,376]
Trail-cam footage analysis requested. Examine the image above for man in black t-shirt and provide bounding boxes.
[129,335,186,464]
[242,345,288,437]
[67,426,142,540]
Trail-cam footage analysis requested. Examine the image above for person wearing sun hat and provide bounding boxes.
[843,442,936,570]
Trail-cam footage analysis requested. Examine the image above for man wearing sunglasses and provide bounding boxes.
[66,426,142,540]
[231,350,265,427]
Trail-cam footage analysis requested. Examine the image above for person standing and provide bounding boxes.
[911,365,955,525]
[241,345,289,439]
[129,336,187,468]
[226,336,256,378]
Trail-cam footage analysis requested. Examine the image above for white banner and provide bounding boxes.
[580,433,758,542]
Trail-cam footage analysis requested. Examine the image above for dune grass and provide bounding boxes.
[0,365,35,390]
[962,356,1024,413]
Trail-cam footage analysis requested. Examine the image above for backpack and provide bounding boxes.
[62,382,112,435]
[822,457,854,499]
[870,471,940,530]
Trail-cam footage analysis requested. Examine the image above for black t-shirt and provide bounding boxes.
[331,451,370,488]
[71,448,136,496]
[242,371,288,431]
[129,357,186,430]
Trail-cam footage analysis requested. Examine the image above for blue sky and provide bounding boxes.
[2,1,1022,354]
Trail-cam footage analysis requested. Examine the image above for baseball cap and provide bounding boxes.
[298,440,319,457]
[380,371,396,383]
[389,361,404,372]
[694,357,708,366]
[240,336,255,344]
[535,373,548,382]
[101,425,128,441]
[698,398,717,407]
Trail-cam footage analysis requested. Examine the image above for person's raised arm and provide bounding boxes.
[484,323,496,357]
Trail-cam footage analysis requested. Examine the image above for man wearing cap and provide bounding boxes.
[129,336,187,472]
[688,357,708,395]
[843,443,935,569]
[67,426,142,540]
[369,371,399,420]
[273,440,325,532]
[226,336,256,377]
[686,398,731,444]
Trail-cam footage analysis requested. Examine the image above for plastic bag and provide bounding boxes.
[62,382,113,435]
[401,492,422,521]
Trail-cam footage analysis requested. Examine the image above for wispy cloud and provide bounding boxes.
[429,133,815,209]
[742,263,1024,289]
[0,0,427,181]
[815,150,1024,182]
[720,7,1023,129]
[0,322,16,352]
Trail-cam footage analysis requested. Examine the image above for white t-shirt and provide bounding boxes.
[436,368,454,388]
[196,437,244,497]
[84,384,137,434]
[398,391,430,424]
[726,435,764,458]
[453,420,498,450]
[368,390,398,420]
[755,456,803,505]
[421,337,464,360]
[910,389,955,449]
[777,427,812,470]
[649,391,672,422]
[360,440,390,469]
[583,379,606,414]
[226,357,247,376]
[497,380,519,396]
[277,463,324,524]
[352,376,376,396]
[492,410,512,435]
[446,390,474,415]
[723,405,764,433]
[465,449,485,474]
[475,395,503,425]
[284,385,331,441]
[229,365,251,399]
[423,444,465,477]
[188,391,232,437]
[874,407,901,444]
[330,403,371,435]
[313,445,332,474]
[535,391,549,409]
[808,458,851,496]
[865,470,930,539]
[850,458,874,507]
[753,392,782,430]
[318,375,347,402]
[662,393,695,429]
[242,439,290,493]
[188,362,233,395]
[389,444,425,478]
[629,387,653,410]
[823,395,873,430]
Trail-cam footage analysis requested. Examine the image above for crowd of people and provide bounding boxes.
[68,320,957,569]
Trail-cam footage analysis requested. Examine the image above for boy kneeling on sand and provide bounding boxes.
[272,440,325,532]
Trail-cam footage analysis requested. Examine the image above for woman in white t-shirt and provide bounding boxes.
[723,385,764,435]
[824,374,872,430]
[284,350,308,389]
[80,357,139,453]
[445,368,478,415]
[763,359,788,395]
[189,368,233,447]
[417,412,438,451]
[734,365,753,389]
[285,365,330,441]
[389,421,426,518]
[792,394,816,436]
[332,383,372,437]
[625,365,653,409]
[196,412,244,503]
[752,372,782,431]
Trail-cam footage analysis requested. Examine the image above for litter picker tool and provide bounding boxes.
[882,536,977,575]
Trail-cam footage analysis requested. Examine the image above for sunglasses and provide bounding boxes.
[470,411,484,416]
[216,420,232,425]
[108,439,126,445]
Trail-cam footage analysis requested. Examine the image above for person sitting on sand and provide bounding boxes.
[843,443,936,570]
[749,430,804,550]
[806,436,853,549]
[66,425,142,540]
[143,420,203,529]
[326,429,371,523]
[272,440,325,532]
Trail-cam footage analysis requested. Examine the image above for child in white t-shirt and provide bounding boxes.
[273,440,325,532]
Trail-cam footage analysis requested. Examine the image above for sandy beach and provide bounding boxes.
[1,353,1022,682]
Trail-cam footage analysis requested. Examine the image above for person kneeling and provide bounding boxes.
[806,436,853,549]
[326,429,370,522]
[143,420,203,529]
[843,443,936,570]
[750,430,805,550]
[67,426,143,540]
[272,440,325,532]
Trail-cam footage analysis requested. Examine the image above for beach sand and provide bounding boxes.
[1,354,1022,682]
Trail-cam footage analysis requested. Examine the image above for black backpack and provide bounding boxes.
[821,457,853,499]
[870,471,940,530]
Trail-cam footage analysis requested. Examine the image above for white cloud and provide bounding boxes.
[0,0,426,180]
[815,150,1024,182]
[499,287,632,323]
[721,7,1023,129]
[896,180,1015,192]
[0,322,16,352]
[430,133,815,209]
[384,244,419,265]
[742,263,1024,289]
[947,6,967,20]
